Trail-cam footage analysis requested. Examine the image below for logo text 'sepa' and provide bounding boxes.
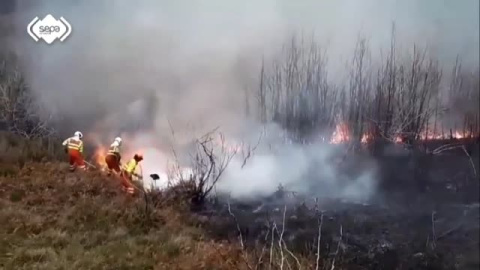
[27,14,72,44]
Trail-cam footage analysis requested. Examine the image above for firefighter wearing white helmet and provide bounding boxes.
[105,136,123,176]
[62,131,86,171]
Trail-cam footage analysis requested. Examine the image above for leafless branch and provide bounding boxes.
[0,60,56,139]
[462,145,477,178]
[315,213,324,270]
[166,118,184,185]
[437,223,463,241]
[183,129,238,204]
[281,238,301,270]
[255,223,272,270]
[241,131,264,169]
[330,225,343,270]
[431,211,437,250]
[260,34,337,142]
[269,222,276,270]
[227,200,245,249]
[279,205,287,270]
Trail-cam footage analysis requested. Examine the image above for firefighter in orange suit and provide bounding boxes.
[121,154,143,194]
[105,137,122,176]
[62,131,86,172]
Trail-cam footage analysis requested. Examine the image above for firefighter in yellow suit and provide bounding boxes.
[120,154,143,194]
[62,131,86,172]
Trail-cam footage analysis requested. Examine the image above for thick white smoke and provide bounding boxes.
[7,0,479,201]
[213,124,378,201]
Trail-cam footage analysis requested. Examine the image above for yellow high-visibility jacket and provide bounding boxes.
[122,159,138,174]
[63,137,84,153]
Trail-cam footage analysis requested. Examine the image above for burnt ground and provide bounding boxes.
[196,140,480,269]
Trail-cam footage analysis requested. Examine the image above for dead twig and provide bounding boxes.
[279,205,287,270]
[432,143,463,155]
[437,224,463,241]
[241,131,264,169]
[227,200,245,249]
[281,239,301,270]
[431,211,437,250]
[269,222,276,270]
[462,145,477,178]
[255,223,272,270]
[330,225,343,270]
[315,212,324,270]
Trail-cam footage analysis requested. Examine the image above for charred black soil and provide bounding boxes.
[198,140,480,270]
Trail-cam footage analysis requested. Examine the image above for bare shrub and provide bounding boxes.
[368,25,443,146]
[0,54,61,162]
[256,28,478,151]
[259,35,338,142]
[341,36,373,151]
[168,129,238,207]
[0,55,56,140]
[444,57,480,138]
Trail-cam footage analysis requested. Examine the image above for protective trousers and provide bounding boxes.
[68,149,86,171]
[120,171,135,195]
[105,154,121,175]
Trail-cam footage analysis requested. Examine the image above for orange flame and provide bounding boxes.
[330,123,350,144]
[93,146,108,168]
[361,133,373,144]
[418,129,479,141]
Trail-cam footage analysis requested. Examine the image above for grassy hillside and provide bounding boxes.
[0,162,251,270]
[1,132,477,269]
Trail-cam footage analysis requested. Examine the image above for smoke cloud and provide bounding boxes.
[6,0,479,200]
[218,129,378,202]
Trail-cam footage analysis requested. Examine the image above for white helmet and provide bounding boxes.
[74,131,83,139]
[114,137,122,144]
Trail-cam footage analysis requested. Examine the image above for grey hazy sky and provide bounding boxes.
[278,0,479,66]
[7,0,480,136]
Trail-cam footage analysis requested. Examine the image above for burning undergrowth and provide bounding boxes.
[87,131,193,190]
[84,117,478,205]
[79,106,480,208]
[84,121,382,206]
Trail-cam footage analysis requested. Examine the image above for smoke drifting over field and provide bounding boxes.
[218,133,378,201]
[8,0,479,200]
